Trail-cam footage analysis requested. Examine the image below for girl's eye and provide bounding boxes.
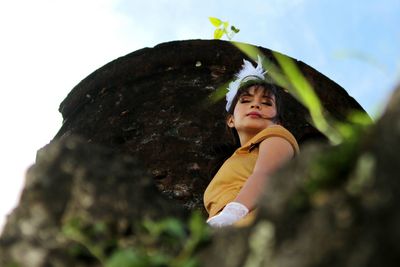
[239,98,250,103]
[262,101,273,106]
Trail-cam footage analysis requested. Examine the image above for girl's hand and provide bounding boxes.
[206,202,249,227]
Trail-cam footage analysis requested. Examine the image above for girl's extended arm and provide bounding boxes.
[234,136,294,211]
[207,136,294,227]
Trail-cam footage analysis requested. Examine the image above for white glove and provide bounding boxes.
[207,202,249,227]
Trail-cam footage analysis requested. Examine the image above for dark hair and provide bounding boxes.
[226,82,282,148]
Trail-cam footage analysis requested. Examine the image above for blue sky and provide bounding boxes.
[0,0,399,231]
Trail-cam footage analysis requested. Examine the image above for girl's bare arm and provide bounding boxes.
[234,136,294,211]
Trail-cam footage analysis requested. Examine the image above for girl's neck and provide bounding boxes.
[237,128,263,146]
[237,124,278,146]
[238,132,256,146]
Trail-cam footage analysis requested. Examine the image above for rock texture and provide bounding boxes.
[0,136,186,266]
[54,39,365,209]
[1,40,392,267]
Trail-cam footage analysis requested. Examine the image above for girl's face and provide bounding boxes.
[227,85,277,137]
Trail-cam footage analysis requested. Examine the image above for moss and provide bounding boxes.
[243,221,276,267]
[306,139,359,194]
[345,153,375,195]
[61,211,210,267]
[288,122,371,212]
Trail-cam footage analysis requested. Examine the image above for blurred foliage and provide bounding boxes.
[335,50,389,75]
[273,51,341,143]
[208,17,239,40]
[208,21,377,207]
[234,43,381,220]
[287,110,373,212]
[62,211,210,267]
[233,43,374,145]
[207,21,373,145]
[62,218,112,263]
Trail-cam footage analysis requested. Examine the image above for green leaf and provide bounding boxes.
[143,217,186,240]
[188,211,207,239]
[209,17,222,27]
[106,249,144,267]
[93,221,107,234]
[180,257,199,267]
[161,218,186,240]
[231,42,343,144]
[232,42,262,60]
[347,110,373,126]
[231,25,240,33]
[205,82,229,104]
[223,21,229,30]
[272,51,342,144]
[214,28,224,39]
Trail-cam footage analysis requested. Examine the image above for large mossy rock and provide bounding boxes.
[0,136,186,266]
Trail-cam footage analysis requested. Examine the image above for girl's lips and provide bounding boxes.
[247,112,262,118]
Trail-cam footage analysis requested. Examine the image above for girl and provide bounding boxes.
[204,56,300,227]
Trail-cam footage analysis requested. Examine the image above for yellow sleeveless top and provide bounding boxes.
[203,125,299,226]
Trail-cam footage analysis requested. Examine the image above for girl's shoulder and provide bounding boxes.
[242,125,299,154]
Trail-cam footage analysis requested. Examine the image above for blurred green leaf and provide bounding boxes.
[143,218,186,240]
[106,249,143,267]
[62,218,82,238]
[347,110,373,126]
[232,42,262,60]
[93,221,107,234]
[214,28,224,39]
[231,42,345,144]
[188,211,208,241]
[106,248,171,267]
[162,218,186,240]
[346,153,375,195]
[209,17,222,27]
[272,51,343,144]
[206,81,229,104]
[179,258,199,267]
[219,25,373,145]
[62,218,107,264]
[231,25,240,33]
[335,50,389,74]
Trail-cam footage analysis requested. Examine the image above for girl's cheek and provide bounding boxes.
[266,109,277,117]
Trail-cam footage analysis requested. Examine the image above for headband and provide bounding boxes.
[226,55,268,111]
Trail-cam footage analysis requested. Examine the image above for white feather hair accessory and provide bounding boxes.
[226,55,268,111]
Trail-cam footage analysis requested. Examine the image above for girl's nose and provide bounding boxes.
[251,103,261,109]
